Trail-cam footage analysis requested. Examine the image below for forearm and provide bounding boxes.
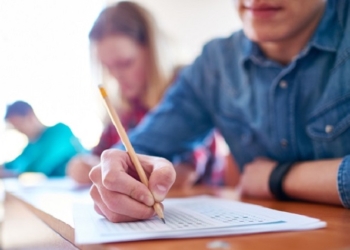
[283,158,342,205]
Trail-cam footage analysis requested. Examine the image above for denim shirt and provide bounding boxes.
[118,0,350,208]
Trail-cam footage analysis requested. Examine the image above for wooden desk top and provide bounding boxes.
[4,186,350,250]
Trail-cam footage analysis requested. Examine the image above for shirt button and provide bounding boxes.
[280,139,288,148]
[325,125,333,134]
[279,80,288,89]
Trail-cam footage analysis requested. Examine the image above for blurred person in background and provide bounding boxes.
[66,1,238,187]
[0,100,83,177]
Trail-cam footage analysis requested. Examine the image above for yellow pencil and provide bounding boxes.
[98,85,165,223]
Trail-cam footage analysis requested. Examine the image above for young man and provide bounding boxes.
[1,101,83,177]
[89,0,350,222]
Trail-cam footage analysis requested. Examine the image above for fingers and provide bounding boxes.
[148,159,176,202]
[89,149,175,222]
[98,149,175,203]
[90,185,155,222]
[90,165,156,219]
[103,170,155,206]
[90,152,155,206]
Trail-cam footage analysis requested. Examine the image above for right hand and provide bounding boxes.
[66,154,100,184]
[89,149,176,222]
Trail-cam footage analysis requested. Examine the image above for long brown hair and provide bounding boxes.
[89,1,173,112]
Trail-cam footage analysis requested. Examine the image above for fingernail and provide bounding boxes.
[153,184,167,201]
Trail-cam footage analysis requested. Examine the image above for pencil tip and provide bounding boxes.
[161,218,166,224]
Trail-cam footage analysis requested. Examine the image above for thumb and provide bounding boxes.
[148,159,175,202]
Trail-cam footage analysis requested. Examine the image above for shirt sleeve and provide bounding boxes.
[3,145,30,174]
[31,124,83,176]
[337,155,350,208]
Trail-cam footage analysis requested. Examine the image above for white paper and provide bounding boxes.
[4,177,92,227]
[73,196,326,244]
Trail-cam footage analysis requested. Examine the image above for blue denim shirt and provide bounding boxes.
[117,0,350,208]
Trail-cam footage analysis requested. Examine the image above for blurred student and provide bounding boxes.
[0,101,83,177]
[66,1,231,187]
[88,0,350,223]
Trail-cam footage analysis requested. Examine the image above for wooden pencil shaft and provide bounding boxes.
[98,86,164,221]
[101,95,149,185]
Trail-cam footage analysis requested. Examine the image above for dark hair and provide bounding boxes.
[89,1,150,45]
[4,101,33,120]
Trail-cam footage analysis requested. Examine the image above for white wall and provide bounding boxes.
[0,0,105,163]
[131,0,242,63]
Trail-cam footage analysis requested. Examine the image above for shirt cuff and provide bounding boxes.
[337,155,350,208]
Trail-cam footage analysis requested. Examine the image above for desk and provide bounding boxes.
[2,186,350,250]
[2,193,78,250]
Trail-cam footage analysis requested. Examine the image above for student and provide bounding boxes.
[0,101,83,177]
[89,0,350,222]
[67,1,227,187]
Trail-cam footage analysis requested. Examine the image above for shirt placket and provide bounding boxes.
[270,62,298,162]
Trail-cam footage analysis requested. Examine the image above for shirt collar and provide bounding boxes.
[309,0,343,52]
[240,0,344,63]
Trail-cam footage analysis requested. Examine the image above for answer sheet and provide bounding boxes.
[73,195,326,244]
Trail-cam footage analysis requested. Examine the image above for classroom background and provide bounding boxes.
[0,0,241,164]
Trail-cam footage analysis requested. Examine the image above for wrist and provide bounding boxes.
[269,162,295,201]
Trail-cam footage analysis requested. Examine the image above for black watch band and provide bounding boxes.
[268,162,294,201]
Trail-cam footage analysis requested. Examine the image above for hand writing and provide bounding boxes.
[89,149,175,222]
